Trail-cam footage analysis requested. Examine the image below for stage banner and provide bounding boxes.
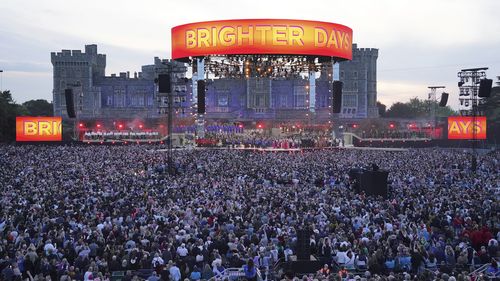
[16,117,62,142]
[447,116,486,140]
[172,19,352,60]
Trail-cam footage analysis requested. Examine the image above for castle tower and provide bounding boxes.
[51,44,106,118]
[338,44,379,118]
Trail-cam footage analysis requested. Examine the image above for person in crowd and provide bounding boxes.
[317,264,331,278]
[243,258,257,281]
[485,259,499,278]
[0,145,498,281]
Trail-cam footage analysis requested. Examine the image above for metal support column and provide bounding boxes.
[427,86,445,139]
[196,57,205,139]
[332,61,340,142]
[309,70,316,113]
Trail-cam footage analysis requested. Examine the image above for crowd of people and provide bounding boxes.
[357,130,432,139]
[82,131,162,142]
[200,132,336,149]
[0,145,499,281]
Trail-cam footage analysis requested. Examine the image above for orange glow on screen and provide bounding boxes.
[172,19,353,60]
[16,117,62,142]
[448,116,486,140]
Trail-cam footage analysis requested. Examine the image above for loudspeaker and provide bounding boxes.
[197,80,206,114]
[348,168,364,192]
[332,81,343,113]
[359,170,389,198]
[439,92,449,107]
[158,74,171,93]
[296,229,311,260]
[64,89,76,118]
[478,79,492,98]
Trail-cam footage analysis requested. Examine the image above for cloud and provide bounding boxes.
[378,80,427,105]
[2,71,52,103]
[0,0,498,110]
[378,79,461,110]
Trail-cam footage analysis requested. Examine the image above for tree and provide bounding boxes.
[23,99,53,116]
[376,101,386,117]
[386,97,457,118]
[480,86,500,143]
[0,90,28,142]
[480,86,500,122]
[385,102,416,118]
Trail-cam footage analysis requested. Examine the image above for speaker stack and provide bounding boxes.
[64,89,76,118]
[197,80,206,114]
[478,79,493,98]
[332,81,343,114]
[349,167,389,198]
[296,229,311,260]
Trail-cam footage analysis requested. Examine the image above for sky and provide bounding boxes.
[1,0,499,110]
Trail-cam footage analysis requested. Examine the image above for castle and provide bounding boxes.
[51,44,378,123]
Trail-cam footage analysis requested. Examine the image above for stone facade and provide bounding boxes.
[51,45,187,120]
[51,45,105,118]
[51,44,378,121]
[338,44,379,118]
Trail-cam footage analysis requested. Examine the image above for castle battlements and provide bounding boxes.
[51,45,106,65]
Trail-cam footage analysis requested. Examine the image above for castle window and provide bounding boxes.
[280,95,287,107]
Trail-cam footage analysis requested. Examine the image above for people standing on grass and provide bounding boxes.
[0,145,498,280]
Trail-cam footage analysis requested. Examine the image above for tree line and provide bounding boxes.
[377,97,456,118]
[0,90,53,142]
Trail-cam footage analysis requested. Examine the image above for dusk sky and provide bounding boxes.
[1,0,499,109]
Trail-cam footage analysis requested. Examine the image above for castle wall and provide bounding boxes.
[52,44,378,122]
